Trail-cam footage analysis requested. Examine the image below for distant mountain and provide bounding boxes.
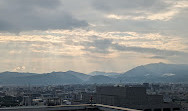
[118,63,188,83]
[0,63,188,85]
[85,75,116,84]
[89,71,121,77]
[0,71,87,85]
[0,71,37,78]
[65,70,90,81]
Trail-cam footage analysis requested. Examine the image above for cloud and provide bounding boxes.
[0,27,187,73]
[0,0,187,73]
[93,0,187,21]
[149,56,166,59]
[106,9,178,21]
[112,43,187,57]
[9,50,22,55]
[1,29,186,57]
[92,0,168,13]
[13,66,26,72]
[0,0,88,33]
[162,73,175,77]
[86,0,188,39]
[79,34,187,58]
[83,39,113,54]
[107,14,145,20]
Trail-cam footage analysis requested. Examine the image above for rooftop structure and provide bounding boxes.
[0,104,141,111]
[82,86,181,111]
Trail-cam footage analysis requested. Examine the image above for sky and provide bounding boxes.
[0,0,188,73]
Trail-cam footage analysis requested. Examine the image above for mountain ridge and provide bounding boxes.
[0,63,188,85]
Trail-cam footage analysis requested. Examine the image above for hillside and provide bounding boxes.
[0,63,188,85]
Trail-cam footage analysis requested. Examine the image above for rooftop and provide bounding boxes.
[0,104,141,111]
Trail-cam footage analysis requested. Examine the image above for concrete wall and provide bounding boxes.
[87,86,181,111]
[147,95,163,104]
[96,86,148,106]
[96,86,127,97]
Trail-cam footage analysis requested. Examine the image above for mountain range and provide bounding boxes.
[0,63,188,86]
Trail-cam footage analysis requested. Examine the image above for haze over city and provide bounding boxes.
[0,0,188,74]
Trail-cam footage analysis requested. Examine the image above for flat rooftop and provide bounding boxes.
[0,104,141,111]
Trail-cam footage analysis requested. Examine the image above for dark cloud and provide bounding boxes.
[163,8,188,38]
[92,0,169,13]
[2,0,62,9]
[0,0,88,33]
[112,43,187,57]
[149,56,166,59]
[82,38,187,57]
[83,39,113,53]
[89,0,188,38]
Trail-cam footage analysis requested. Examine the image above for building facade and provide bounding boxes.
[82,86,181,111]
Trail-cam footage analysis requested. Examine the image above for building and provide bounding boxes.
[82,86,181,111]
[22,96,32,106]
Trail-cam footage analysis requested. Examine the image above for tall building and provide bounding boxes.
[82,86,181,111]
